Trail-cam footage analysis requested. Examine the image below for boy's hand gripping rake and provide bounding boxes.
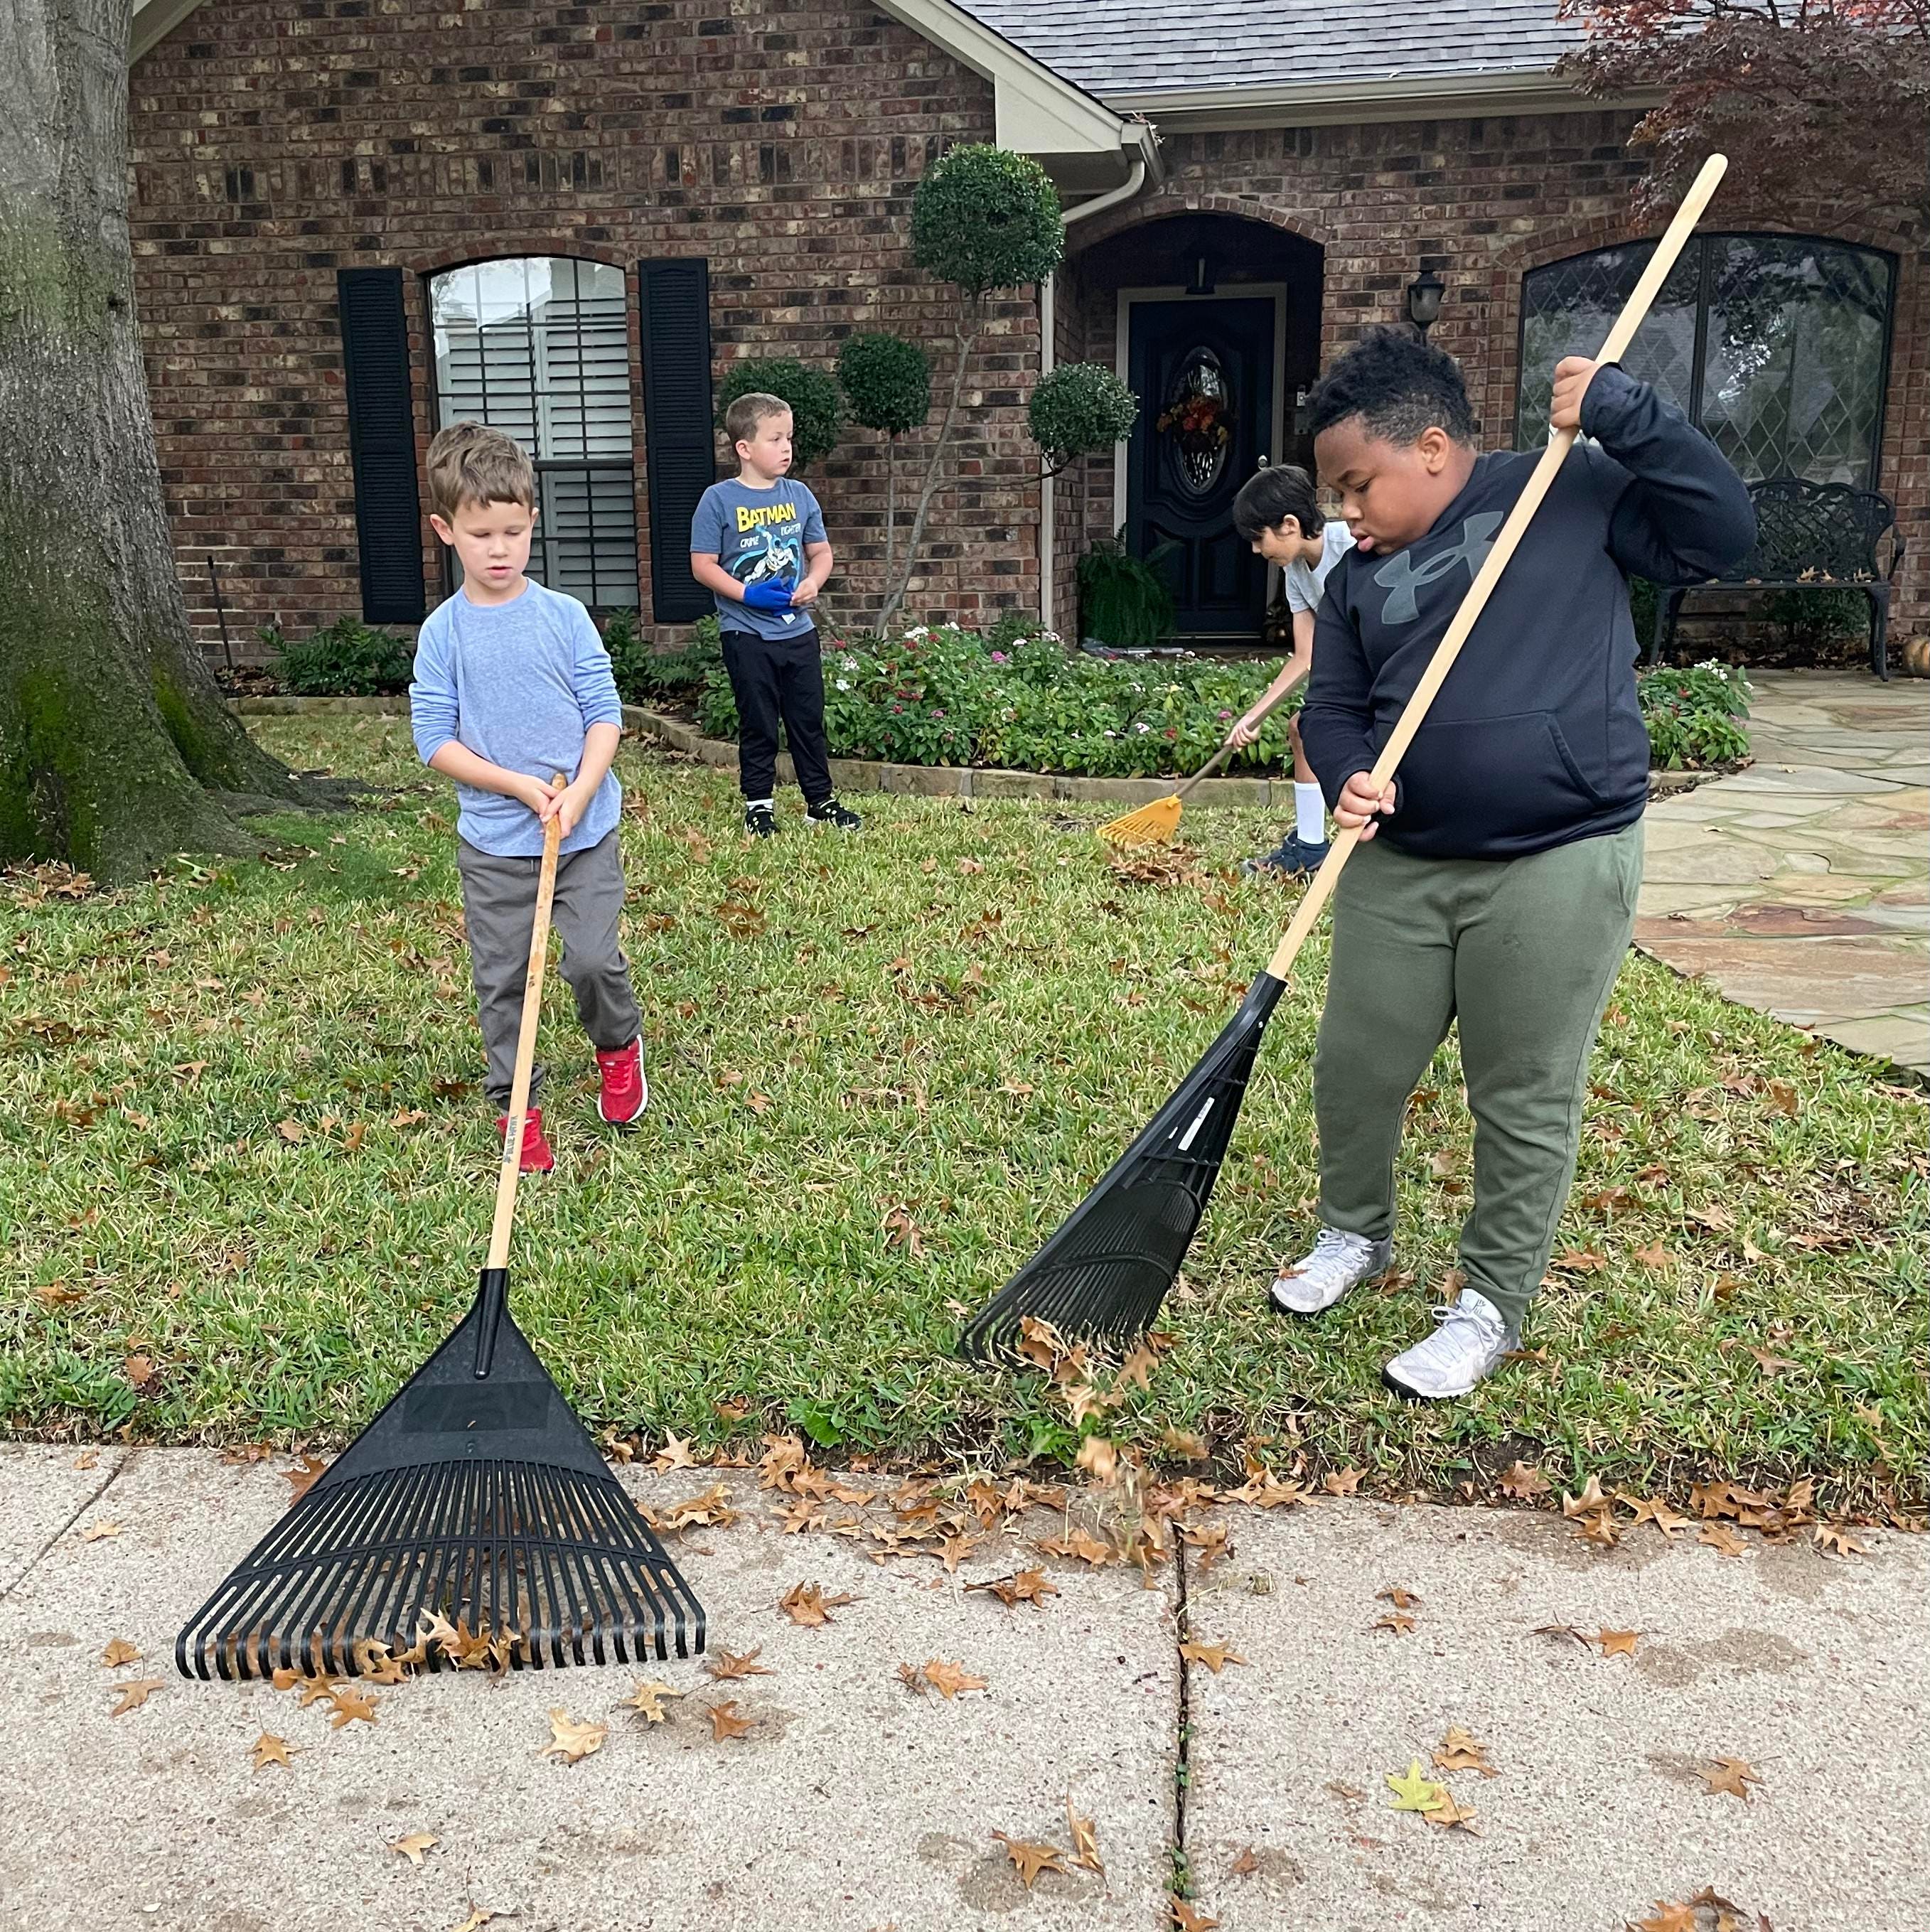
[178,783,704,1680]
[961,156,1728,1361]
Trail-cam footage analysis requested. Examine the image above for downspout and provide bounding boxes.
[1041,149,1148,634]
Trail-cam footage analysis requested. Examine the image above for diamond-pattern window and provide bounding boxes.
[1516,235,1895,490]
[430,258,639,608]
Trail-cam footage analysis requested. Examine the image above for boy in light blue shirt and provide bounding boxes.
[409,421,646,1171]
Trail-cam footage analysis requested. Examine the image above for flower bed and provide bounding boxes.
[695,621,1752,778]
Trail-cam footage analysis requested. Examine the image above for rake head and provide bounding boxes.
[960,971,1287,1359]
[1097,793,1184,849]
[177,1279,704,1680]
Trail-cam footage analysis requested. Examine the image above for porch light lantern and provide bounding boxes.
[1405,267,1446,339]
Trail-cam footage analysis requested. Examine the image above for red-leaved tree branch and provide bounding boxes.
[1557,0,1930,229]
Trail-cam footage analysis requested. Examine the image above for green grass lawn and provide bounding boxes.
[3,717,1923,1512]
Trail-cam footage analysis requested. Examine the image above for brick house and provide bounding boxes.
[126,0,1924,659]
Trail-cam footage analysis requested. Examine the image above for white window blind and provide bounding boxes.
[430,257,640,606]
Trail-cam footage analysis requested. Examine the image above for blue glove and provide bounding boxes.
[741,578,795,613]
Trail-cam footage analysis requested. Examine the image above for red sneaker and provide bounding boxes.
[595,1036,649,1127]
[495,1106,554,1173]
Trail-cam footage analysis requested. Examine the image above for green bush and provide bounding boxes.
[268,617,413,697]
[837,332,931,435]
[695,629,1755,779]
[1637,660,1753,770]
[602,610,722,705]
[1078,536,1177,649]
[717,358,841,470]
[1029,363,1139,474]
[910,144,1063,299]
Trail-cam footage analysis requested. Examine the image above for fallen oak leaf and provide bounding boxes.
[79,1520,123,1542]
[1230,1846,1260,1877]
[108,1678,164,1716]
[621,1680,682,1723]
[704,1646,775,1682]
[283,1454,328,1501]
[1075,1434,1119,1484]
[1499,1461,1551,1500]
[100,1638,141,1667]
[540,1709,606,1763]
[1630,1901,1699,1932]
[1421,1788,1484,1833]
[1697,1755,1762,1800]
[1065,1795,1104,1874]
[1700,1523,1748,1557]
[1814,1523,1870,1557]
[705,1700,754,1742]
[327,1685,380,1728]
[778,1581,854,1627]
[650,1434,698,1472]
[967,1569,1059,1609]
[1169,1899,1220,1931]
[1373,1613,1417,1636]
[1378,1585,1422,1609]
[1385,1759,1449,1814]
[1432,1726,1496,1776]
[1321,1467,1364,1496]
[992,1833,1066,1889]
[1594,1628,1641,1658]
[921,1658,988,1700]
[250,1732,296,1771]
[390,1832,439,1867]
[1561,1475,1609,1517]
[1179,1640,1248,1673]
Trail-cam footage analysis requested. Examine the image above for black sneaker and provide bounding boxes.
[744,803,777,839]
[806,798,862,832]
[1242,832,1329,879]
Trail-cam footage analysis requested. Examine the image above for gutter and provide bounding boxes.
[1040,148,1152,634]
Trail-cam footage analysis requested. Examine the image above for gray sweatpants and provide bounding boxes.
[454,830,642,1109]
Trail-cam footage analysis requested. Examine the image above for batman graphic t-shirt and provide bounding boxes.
[691,478,827,640]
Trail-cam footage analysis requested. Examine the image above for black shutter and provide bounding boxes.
[336,267,427,625]
[636,257,717,624]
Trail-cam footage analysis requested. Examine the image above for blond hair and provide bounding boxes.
[723,390,793,451]
[425,420,537,520]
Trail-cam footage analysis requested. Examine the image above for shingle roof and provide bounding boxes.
[959,0,1585,98]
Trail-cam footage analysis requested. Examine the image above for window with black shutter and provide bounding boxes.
[636,258,718,625]
[337,267,427,624]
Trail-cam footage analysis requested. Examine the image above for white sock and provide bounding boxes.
[1294,782,1326,846]
[746,797,774,812]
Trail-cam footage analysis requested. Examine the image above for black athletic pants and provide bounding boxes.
[719,626,832,806]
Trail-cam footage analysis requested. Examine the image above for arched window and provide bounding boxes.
[1517,235,1896,489]
[429,257,638,606]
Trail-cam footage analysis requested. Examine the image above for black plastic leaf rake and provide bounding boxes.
[178,792,704,1680]
[960,154,1730,1362]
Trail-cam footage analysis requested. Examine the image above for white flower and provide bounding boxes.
[906,625,928,639]
[1135,722,1149,734]
[835,678,852,692]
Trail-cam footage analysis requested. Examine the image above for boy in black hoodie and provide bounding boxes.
[1272,329,1754,1400]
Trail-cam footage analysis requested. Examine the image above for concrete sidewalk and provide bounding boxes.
[1,1445,1922,1932]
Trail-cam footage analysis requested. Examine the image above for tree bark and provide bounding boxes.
[0,0,312,881]
[878,312,981,631]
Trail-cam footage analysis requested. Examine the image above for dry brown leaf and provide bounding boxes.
[1162,1427,1211,1462]
[650,1434,698,1472]
[1594,1628,1641,1658]
[1378,1585,1422,1609]
[1064,1382,1121,1427]
[1065,1796,1103,1874]
[1373,1613,1417,1636]
[1631,1240,1673,1270]
[100,1638,141,1668]
[250,1732,296,1771]
[540,1709,606,1762]
[284,1455,328,1502]
[778,1581,854,1627]
[1432,1726,1496,1777]
[1076,1434,1119,1484]
[1554,1247,1609,1274]
[1421,1788,1484,1833]
[390,1832,439,1867]
[704,1646,774,1682]
[621,1680,682,1723]
[1499,1461,1551,1500]
[122,1353,154,1389]
[109,1678,164,1716]
[1321,1467,1364,1496]
[1229,1845,1260,1877]
[1572,1512,1620,1548]
[328,1685,380,1728]
[1814,1523,1870,1557]
[921,1658,988,1699]
[1561,1474,1609,1518]
[969,1569,1059,1610]
[992,1834,1066,1889]
[1115,1343,1159,1393]
[1699,1523,1747,1557]
[1169,1896,1221,1931]
[706,1700,754,1742]
[79,1520,123,1542]
[1630,1903,1698,1932]
[1179,1641,1247,1674]
[1696,1755,1762,1800]
[882,1204,926,1259]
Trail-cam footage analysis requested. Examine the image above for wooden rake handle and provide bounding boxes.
[486,774,567,1272]
[1262,153,1728,985]
[1174,739,1238,801]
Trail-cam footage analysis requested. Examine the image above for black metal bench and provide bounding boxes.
[1649,477,1904,680]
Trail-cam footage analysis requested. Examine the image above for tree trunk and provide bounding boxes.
[878,313,980,631]
[0,0,311,882]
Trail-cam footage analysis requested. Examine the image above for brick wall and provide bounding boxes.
[1058,114,1926,635]
[129,0,1039,658]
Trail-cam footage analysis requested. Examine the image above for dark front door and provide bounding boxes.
[1125,296,1275,638]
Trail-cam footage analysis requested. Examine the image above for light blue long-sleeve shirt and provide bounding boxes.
[408,580,623,858]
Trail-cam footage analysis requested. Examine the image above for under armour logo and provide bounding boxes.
[1373,512,1504,625]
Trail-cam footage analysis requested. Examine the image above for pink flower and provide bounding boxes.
[990,651,1007,664]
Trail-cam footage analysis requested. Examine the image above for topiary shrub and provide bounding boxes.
[1029,363,1139,476]
[837,333,932,588]
[270,616,413,696]
[716,358,841,471]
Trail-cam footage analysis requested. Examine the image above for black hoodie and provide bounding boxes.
[1299,365,1755,861]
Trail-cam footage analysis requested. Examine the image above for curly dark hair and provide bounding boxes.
[1231,463,1321,543]
[1306,328,1476,446]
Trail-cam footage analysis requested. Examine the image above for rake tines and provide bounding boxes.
[960,972,1287,1359]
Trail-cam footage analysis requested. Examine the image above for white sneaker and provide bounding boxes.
[1383,1287,1516,1401]
[1269,1228,1393,1316]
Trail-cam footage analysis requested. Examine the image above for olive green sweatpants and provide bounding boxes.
[1312,822,1644,1334]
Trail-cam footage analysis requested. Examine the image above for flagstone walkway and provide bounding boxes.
[1637,670,1929,1076]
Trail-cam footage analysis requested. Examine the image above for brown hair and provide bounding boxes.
[424,420,537,520]
[723,390,793,451]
